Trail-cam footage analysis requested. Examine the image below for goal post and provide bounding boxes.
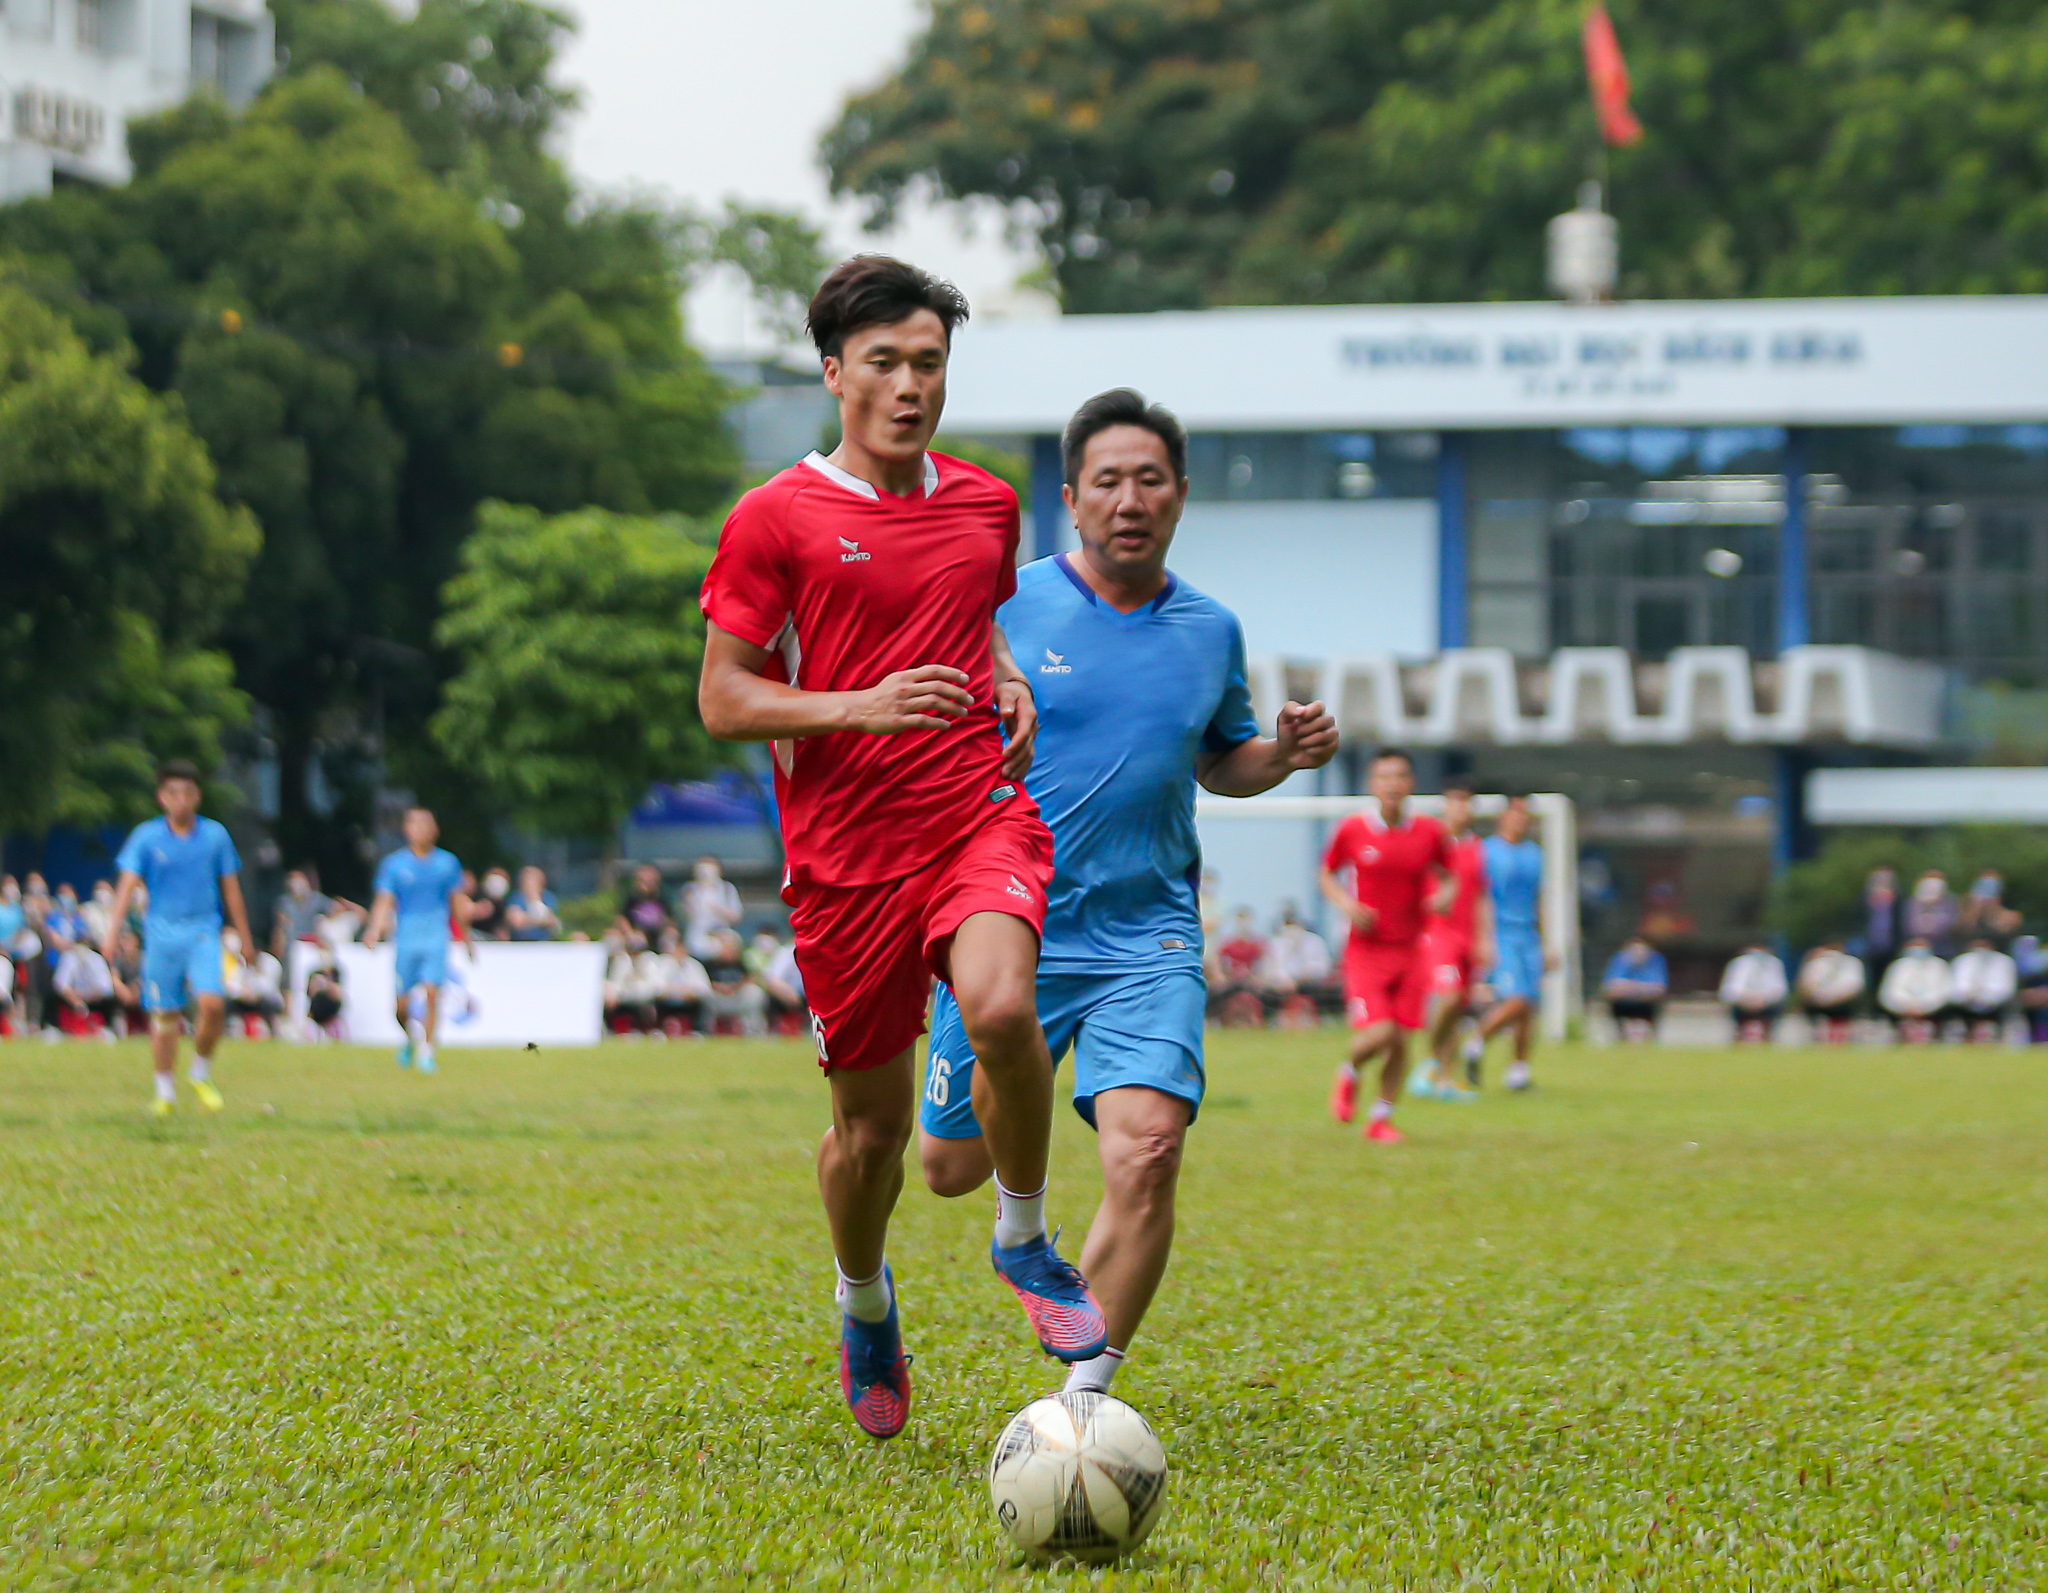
[1192,792,1582,1040]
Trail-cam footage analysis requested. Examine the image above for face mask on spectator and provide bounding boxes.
[289,876,309,898]
[57,889,78,911]
[694,862,718,884]
[485,873,509,898]
[1,883,16,904]
[1914,877,1945,902]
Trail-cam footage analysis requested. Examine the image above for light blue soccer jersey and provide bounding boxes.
[1484,835,1544,930]
[1001,554,1258,969]
[115,816,239,928]
[374,847,463,941]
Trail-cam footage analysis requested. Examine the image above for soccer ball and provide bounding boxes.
[987,1391,1168,1563]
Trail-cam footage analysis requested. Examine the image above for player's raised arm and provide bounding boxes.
[698,622,974,742]
[989,620,1036,780]
[1197,699,1338,797]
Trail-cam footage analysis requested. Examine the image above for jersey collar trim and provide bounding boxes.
[1053,552,1178,613]
[800,450,940,501]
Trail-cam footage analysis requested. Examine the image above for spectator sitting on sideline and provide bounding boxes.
[2013,936,2048,1045]
[1878,937,1951,1043]
[52,940,119,1037]
[1720,942,1789,1044]
[645,934,712,1037]
[756,931,804,1031]
[109,930,145,1035]
[679,856,743,958]
[700,928,767,1037]
[272,867,358,962]
[604,944,656,1035]
[82,879,119,947]
[1265,904,1336,1025]
[43,884,86,953]
[471,867,514,940]
[1961,869,2021,941]
[1210,909,1271,1026]
[304,957,347,1040]
[1903,870,1960,955]
[1602,936,1668,1042]
[1796,940,1866,1043]
[614,863,673,953]
[1948,936,2017,1042]
[506,867,561,941]
[227,937,286,1038]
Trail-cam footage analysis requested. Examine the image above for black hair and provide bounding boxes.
[156,759,201,787]
[1503,791,1532,805]
[805,255,970,360]
[1371,747,1414,770]
[1442,780,1474,797]
[1061,388,1188,487]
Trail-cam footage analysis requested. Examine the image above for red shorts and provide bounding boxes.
[784,802,1053,1073]
[1422,928,1474,1000]
[1344,938,1431,1032]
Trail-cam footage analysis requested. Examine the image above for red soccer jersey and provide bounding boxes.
[1322,809,1452,946]
[1428,832,1488,946]
[699,449,1028,888]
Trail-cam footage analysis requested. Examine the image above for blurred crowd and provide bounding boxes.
[1601,866,2048,1045]
[600,859,803,1040]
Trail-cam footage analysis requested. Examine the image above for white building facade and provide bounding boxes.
[1,0,271,201]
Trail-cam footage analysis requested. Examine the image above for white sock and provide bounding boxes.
[154,1073,176,1103]
[420,1043,435,1064]
[1368,1098,1394,1124]
[1063,1346,1125,1394]
[1462,1034,1484,1063]
[993,1178,1048,1249]
[835,1261,892,1324]
[189,1056,211,1083]
[1505,1061,1531,1087]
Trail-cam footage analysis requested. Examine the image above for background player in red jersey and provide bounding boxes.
[697,257,1103,1440]
[1317,749,1453,1143]
[1416,782,1493,1101]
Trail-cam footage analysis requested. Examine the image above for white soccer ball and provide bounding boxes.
[988,1392,1168,1563]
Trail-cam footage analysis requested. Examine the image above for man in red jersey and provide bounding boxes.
[1317,748,1453,1143]
[697,257,1104,1440]
[1415,782,1493,1101]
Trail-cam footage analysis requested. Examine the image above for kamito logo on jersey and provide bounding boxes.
[838,536,871,563]
[1006,875,1033,901]
[1039,648,1072,674]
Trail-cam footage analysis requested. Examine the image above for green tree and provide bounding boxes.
[431,503,721,861]
[824,0,2048,312]
[0,64,737,882]
[0,277,258,836]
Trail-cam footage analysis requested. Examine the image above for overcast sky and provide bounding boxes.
[554,0,1037,354]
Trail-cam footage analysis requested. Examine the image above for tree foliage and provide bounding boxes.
[824,0,2048,312]
[0,0,764,874]
[431,504,721,846]
[0,278,258,836]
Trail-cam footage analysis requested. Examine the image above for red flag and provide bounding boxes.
[1582,3,1643,147]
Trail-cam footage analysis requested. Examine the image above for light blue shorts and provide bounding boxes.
[921,963,1207,1140]
[393,934,450,994]
[141,922,223,1013]
[1490,928,1544,1003]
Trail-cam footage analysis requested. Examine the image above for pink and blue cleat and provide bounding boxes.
[991,1231,1108,1363]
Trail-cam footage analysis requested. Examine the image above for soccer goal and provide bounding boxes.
[1192,792,1582,1040]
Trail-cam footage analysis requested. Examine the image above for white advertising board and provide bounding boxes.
[945,295,2048,432]
[289,941,607,1048]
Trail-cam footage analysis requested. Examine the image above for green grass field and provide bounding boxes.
[2,1032,2043,1589]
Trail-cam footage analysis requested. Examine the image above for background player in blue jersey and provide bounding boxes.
[102,761,256,1117]
[920,389,1338,1394]
[363,806,473,1074]
[1474,794,1549,1090]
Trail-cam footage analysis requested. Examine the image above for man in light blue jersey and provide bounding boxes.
[103,761,256,1117]
[1473,794,1549,1090]
[920,389,1339,1394]
[363,806,472,1074]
